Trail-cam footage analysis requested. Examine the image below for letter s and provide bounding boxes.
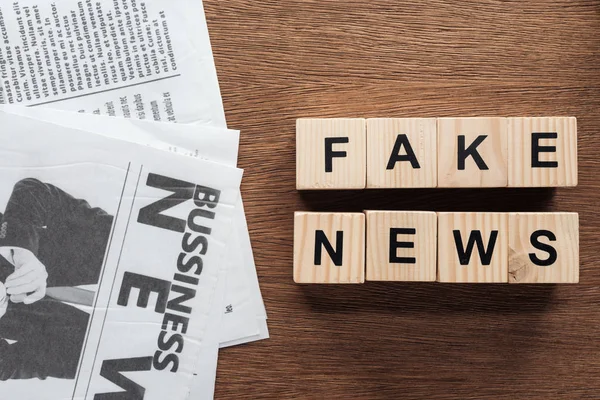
[153,351,179,372]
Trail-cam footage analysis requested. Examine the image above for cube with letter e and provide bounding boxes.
[508,117,578,187]
[365,211,437,281]
[437,212,508,283]
[296,118,366,189]
[509,213,579,283]
[293,212,365,283]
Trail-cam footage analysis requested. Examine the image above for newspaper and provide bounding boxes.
[0,104,269,348]
[0,0,269,348]
[0,110,242,399]
[0,0,225,125]
[0,0,269,396]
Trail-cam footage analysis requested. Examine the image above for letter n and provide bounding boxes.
[137,173,195,233]
[314,230,343,266]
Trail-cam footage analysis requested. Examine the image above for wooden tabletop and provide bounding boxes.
[205,1,600,398]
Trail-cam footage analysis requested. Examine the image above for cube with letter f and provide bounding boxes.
[296,119,366,190]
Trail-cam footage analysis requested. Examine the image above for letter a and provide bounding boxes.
[386,134,420,170]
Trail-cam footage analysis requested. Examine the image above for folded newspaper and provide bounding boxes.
[0,0,267,398]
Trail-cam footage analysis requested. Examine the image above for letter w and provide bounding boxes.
[137,173,195,233]
[453,230,498,265]
[94,357,152,400]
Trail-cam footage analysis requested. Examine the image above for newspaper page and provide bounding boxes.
[0,110,241,399]
[0,105,269,347]
[0,0,225,125]
[0,0,270,347]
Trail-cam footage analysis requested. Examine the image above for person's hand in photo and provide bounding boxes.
[0,282,8,320]
[4,248,48,305]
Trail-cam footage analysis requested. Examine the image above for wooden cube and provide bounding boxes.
[508,213,579,283]
[508,117,578,187]
[366,118,437,188]
[296,118,366,190]
[437,212,508,283]
[437,117,508,187]
[293,212,365,283]
[365,211,437,281]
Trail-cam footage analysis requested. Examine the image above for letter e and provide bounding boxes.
[532,132,558,168]
[117,272,171,313]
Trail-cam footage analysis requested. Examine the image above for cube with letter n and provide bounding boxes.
[293,212,365,283]
[296,118,366,190]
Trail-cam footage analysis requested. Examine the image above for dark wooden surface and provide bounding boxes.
[205,1,600,398]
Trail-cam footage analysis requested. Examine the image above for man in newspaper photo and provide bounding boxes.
[0,178,113,380]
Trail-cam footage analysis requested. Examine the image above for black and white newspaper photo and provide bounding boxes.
[0,177,114,382]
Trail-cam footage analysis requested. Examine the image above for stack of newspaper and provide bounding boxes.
[0,0,267,398]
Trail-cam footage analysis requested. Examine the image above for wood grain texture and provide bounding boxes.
[366,211,437,281]
[296,118,366,189]
[508,117,578,187]
[438,117,508,187]
[509,213,579,284]
[205,0,600,398]
[366,118,438,188]
[294,212,365,284]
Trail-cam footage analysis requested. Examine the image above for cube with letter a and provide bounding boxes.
[296,118,366,190]
[366,118,437,188]
[509,213,579,283]
[293,212,365,283]
[437,117,508,188]
[508,117,578,187]
[437,212,508,283]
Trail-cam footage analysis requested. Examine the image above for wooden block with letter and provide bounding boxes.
[296,118,366,190]
[293,212,365,283]
[508,213,579,283]
[437,212,508,283]
[508,117,578,187]
[437,117,508,187]
[365,211,437,281]
[366,118,437,188]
